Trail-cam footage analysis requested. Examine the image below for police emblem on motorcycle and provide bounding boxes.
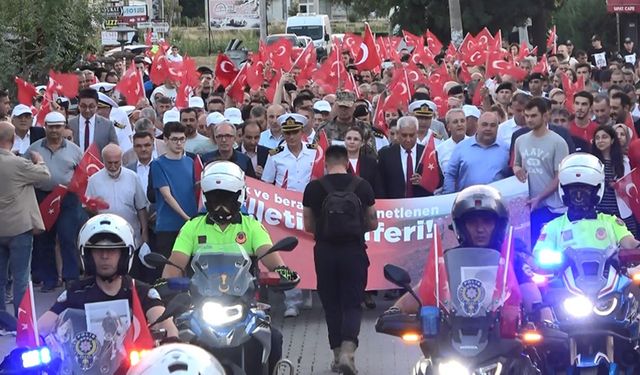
[236,231,247,244]
[457,279,486,316]
[72,331,99,370]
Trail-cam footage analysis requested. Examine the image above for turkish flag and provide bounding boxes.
[355,23,381,71]
[123,279,154,355]
[532,55,549,74]
[373,92,388,136]
[491,227,522,311]
[311,131,329,180]
[68,143,104,199]
[418,135,440,193]
[461,42,488,67]
[116,63,145,106]
[292,43,317,87]
[444,42,459,62]
[39,185,68,231]
[316,48,346,91]
[384,70,412,113]
[227,64,248,105]
[417,225,449,307]
[547,25,557,54]
[410,46,437,67]
[16,281,40,348]
[343,33,363,58]
[475,27,495,48]
[424,30,443,55]
[402,30,424,50]
[245,57,265,90]
[15,77,38,106]
[174,82,194,110]
[264,38,293,70]
[48,71,79,98]
[614,168,640,222]
[215,53,239,88]
[149,53,169,85]
[562,74,585,113]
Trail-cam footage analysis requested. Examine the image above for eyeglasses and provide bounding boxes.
[168,137,187,143]
[214,134,235,140]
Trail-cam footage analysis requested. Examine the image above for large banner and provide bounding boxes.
[245,176,531,290]
[208,0,260,30]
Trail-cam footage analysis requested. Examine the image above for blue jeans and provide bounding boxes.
[33,192,86,287]
[0,231,33,316]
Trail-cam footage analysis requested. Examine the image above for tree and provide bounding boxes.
[0,0,100,92]
[553,0,616,53]
[179,0,205,19]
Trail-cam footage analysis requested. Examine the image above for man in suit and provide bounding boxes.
[68,88,118,154]
[10,104,45,155]
[377,116,431,199]
[238,121,269,179]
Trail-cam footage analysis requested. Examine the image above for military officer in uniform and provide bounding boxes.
[408,99,448,147]
[261,113,317,317]
[315,91,378,157]
[97,92,133,153]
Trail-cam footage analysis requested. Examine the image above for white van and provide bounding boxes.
[285,14,332,55]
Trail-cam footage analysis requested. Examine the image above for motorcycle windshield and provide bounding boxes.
[561,247,617,296]
[191,243,254,297]
[44,307,127,375]
[444,247,500,317]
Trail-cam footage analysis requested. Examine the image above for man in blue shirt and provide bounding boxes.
[443,112,509,193]
[149,122,198,280]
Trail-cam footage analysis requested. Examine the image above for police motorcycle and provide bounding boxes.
[144,236,299,375]
[534,246,640,374]
[376,245,557,375]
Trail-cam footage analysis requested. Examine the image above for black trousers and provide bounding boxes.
[314,246,369,349]
[147,231,178,282]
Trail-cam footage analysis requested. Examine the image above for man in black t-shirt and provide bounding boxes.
[302,145,378,375]
[37,214,178,339]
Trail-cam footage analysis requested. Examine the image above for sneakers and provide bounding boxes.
[338,341,358,375]
[330,348,340,372]
[284,306,299,318]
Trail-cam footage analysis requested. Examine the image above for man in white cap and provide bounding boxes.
[192,112,225,154]
[27,111,84,292]
[313,100,332,124]
[262,113,318,317]
[408,99,446,147]
[11,104,44,155]
[462,104,480,136]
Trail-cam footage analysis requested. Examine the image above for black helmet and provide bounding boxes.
[451,185,509,250]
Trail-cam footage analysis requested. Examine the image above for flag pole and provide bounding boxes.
[501,226,514,304]
[28,281,40,346]
[434,225,440,307]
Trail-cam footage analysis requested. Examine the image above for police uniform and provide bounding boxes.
[50,275,163,315]
[98,92,133,152]
[533,213,632,255]
[261,114,317,193]
[409,100,447,146]
[372,127,390,151]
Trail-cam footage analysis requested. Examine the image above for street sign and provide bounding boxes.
[153,22,170,32]
[122,5,147,17]
[137,22,153,29]
[607,0,640,12]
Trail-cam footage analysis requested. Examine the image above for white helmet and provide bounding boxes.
[558,153,605,203]
[126,343,225,375]
[200,160,246,204]
[78,214,135,276]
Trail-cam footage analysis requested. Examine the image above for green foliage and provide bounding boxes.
[0,0,100,92]
[179,0,205,19]
[288,0,300,16]
[553,0,616,52]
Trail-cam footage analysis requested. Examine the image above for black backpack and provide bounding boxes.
[317,176,365,242]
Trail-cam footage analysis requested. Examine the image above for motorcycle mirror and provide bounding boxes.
[144,252,170,268]
[150,293,191,326]
[384,264,412,288]
[258,237,298,261]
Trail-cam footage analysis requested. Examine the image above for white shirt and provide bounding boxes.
[110,107,133,154]
[261,142,317,193]
[417,129,443,147]
[12,130,30,155]
[166,53,183,62]
[497,118,524,147]
[436,136,469,172]
[78,114,96,152]
[400,144,418,181]
[86,168,149,247]
[241,144,258,170]
[259,129,283,149]
[185,133,210,154]
[375,135,390,151]
[135,160,152,193]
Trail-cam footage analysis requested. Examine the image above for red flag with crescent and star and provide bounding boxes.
[310,131,329,180]
[115,63,145,106]
[614,168,640,222]
[215,53,239,88]
[68,143,104,199]
[123,279,154,355]
[16,281,40,348]
[418,224,449,307]
[355,23,381,71]
[418,135,440,193]
[15,77,38,106]
[39,185,68,232]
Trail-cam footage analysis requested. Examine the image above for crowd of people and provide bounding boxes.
[2,28,640,373]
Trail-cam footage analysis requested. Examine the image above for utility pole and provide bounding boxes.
[259,0,268,41]
[448,0,463,48]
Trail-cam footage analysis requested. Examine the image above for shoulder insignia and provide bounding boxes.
[269,146,284,156]
[373,129,385,138]
[306,143,318,149]
[615,217,626,227]
[113,121,125,129]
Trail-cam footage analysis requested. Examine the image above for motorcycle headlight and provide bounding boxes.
[201,302,244,326]
[536,249,563,267]
[593,296,618,316]
[438,360,470,375]
[563,296,593,318]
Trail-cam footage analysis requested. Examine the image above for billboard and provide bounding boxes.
[208,0,260,29]
[607,0,640,13]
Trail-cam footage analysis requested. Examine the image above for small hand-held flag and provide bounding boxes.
[16,281,40,348]
[418,136,440,193]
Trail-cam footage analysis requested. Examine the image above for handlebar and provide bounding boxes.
[375,313,422,338]
[258,271,299,291]
[617,248,640,266]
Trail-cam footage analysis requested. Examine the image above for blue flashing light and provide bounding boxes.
[536,249,563,267]
[21,347,51,369]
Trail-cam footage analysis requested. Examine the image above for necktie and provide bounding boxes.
[84,119,90,151]
[406,149,413,198]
